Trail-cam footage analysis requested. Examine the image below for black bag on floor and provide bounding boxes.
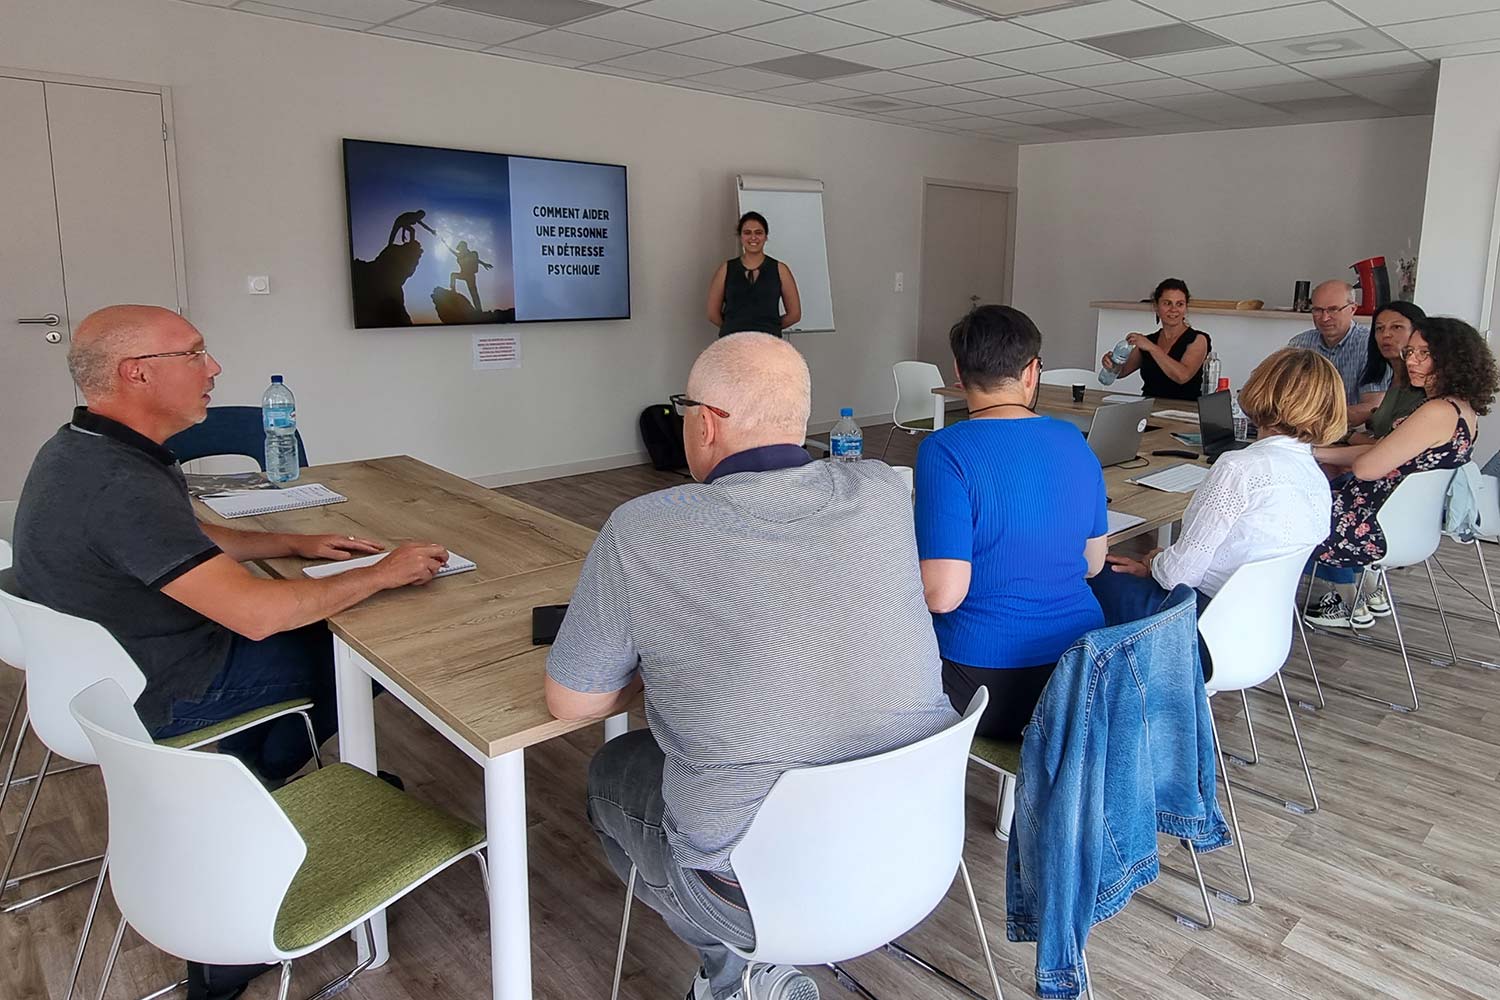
[639,404,687,471]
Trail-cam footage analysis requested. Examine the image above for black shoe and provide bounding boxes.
[187,961,275,1000]
[378,770,405,791]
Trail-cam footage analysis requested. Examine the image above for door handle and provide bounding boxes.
[18,314,61,326]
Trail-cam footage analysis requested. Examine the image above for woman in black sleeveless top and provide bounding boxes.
[1100,277,1211,400]
[706,211,802,338]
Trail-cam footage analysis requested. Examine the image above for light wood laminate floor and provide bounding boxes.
[4,426,1499,1000]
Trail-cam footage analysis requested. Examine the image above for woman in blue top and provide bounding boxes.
[916,305,1109,740]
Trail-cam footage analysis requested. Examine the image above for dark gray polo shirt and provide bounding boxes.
[14,408,231,729]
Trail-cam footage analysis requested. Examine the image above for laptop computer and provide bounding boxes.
[1059,397,1155,467]
[1198,389,1252,463]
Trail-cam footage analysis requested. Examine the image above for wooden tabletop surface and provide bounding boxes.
[932,384,1208,542]
[195,455,602,758]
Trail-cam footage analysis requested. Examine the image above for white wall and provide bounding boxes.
[0,0,1017,483]
[1415,52,1500,465]
[1012,117,1432,368]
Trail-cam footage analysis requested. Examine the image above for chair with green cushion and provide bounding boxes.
[73,678,488,1000]
[879,361,947,459]
[0,576,323,1000]
[968,737,1022,842]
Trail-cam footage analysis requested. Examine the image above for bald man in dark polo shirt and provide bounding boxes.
[13,305,449,784]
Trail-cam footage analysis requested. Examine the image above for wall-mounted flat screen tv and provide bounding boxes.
[343,138,630,329]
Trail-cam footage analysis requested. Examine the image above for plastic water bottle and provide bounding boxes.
[1201,351,1222,397]
[262,375,300,483]
[1098,339,1132,386]
[1231,389,1249,442]
[830,408,862,461]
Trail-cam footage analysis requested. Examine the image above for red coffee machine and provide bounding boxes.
[1351,257,1391,316]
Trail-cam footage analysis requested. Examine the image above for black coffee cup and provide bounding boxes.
[1072,383,1086,403]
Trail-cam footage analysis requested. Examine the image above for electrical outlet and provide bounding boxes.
[894,271,904,292]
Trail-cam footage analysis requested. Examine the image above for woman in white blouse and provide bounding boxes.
[1089,348,1347,671]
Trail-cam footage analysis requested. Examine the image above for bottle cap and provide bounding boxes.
[1216,378,1230,391]
[840,407,854,417]
[271,374,284,384]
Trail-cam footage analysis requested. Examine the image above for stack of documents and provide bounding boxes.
[302,550,477,580]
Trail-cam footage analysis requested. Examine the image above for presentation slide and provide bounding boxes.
[343,139,630,329]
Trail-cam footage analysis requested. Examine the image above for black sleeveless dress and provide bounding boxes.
[1139,328,1210,400]
[718,255,783,338]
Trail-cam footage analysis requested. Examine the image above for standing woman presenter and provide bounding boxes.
[706,211,801,337]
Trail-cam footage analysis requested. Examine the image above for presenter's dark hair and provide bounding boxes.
[949,305,1042,392]
[1360,300,1426,387]
[1418,316,1500,415]
[1152,278,1190,303]
[737,211,769,234]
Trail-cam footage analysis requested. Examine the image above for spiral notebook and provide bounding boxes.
[200,483,347,519]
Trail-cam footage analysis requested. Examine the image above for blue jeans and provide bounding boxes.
[1087,570,1214,679]
[151,623,336,782]
[588,730,756,1000]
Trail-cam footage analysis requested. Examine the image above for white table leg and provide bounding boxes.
[933,392,946,430]
[604,713,629,742]
[486,750,532,1000]
[1157,523,1175,547]
[334,638,389,967]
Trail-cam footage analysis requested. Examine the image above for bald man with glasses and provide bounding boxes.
[1288,279,1384,412]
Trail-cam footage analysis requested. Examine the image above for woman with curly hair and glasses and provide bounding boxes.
[1305,317,1500,628]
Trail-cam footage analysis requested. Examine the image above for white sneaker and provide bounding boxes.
[1304,592,1374,630]
[690,966,820,1000]
[1366,581,1391,617]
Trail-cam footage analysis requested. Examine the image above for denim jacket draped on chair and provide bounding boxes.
[1005,584,1230,999]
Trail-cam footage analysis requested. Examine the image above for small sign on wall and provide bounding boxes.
[472,333,521,371]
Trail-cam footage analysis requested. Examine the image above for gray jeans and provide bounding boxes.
[587,730,757,1000]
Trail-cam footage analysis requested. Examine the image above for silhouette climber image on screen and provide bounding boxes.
[448,240,494,312]
[389,209,437,246]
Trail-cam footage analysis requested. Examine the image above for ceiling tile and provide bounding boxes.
[267,0,423,20]
[997,108,1091,125]
[590,64,667,80]
[755,80,864,103]
[963,73,1074,96]
[1014,0,1175,40]
[884,105,979,122]
[824,94,923,112]
[1298,50,1427,79]
[1046,61,1167,86]
[948,96,1040,115]
[1083,23,1232,58]
[835,70,944,93]
[566,10,711,46]
[1262,94,1389,118]
[986,42,1119,71]
[503,29,640,61]
[665,34,798,65]
[598,49,725,76]
[390,6,540,44]
[1334,0,1500,26]
[751,53,878,79]
[822,37,956,69]
[1022,87,1120,108]
[1080,98,1176,120]
[1383,11,1500,49]
[1197,2,1365,45]
[673,79,742,95]
[629,0,791,32]
[1140,0,1305,17]
[682,66,799,90]
[494,47,585,67]
[901,59,1017,84]
[1137,46,1276,74]
[891,84,996,106]
[1188,64,1313,89]
[909,20,1055,56]
[1229,78,1344,102]
[820,0,978,35]
[441,0,613,25]
[773,0,857,9]
[1100,76,1213,98]
[735,14,884,51]
[585,0,650,6]
[1334,67,1438,107]
[236,2,371,27]
[1148,92,1289,119]
[1416,39,1500,60]
[1250,27,1399,63]
[371,25,492,49]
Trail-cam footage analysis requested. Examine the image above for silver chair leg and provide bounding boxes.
[0,748,49,894]
[303,921,376,1000]
[995,773,1015,842]
[1293,613,1324,709]
[0,748,104,912]
[1082,951,1096,1000]
[960,857,1004,1000]
[1470,540,1500,666]
[475,851,489,896]
[1227,691,1260,766]
[296,711,323,769]
[868,859,1006,1000]
[1207,712,1254,905]
[878,425,900,461]
[65,851,111,1000]
[1277,673,1319,813]
[609,865,637,1000]
[0,711,30,817]
[1383,568,1420,712]
[1422,559,1459,667]
[275,962,293,1000]
[0,680,23,797]
[1152,837,1216,931]
[96,914,128,1000]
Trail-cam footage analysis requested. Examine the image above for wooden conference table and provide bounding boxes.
[931,383,1209,545]
[196,455,611,1000]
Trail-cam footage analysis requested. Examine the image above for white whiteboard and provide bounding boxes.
[737,174,835,333]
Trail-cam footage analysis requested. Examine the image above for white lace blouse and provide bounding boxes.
[1151,435,1332,597]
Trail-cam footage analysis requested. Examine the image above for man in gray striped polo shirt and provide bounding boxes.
[547,333,957,1000]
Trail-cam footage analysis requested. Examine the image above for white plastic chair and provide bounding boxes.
[1303,468,1459,712]
[0,583,321,1000]
[1438,464,1500,667]
[1196,550,1322,908]
[610,690,1004,1000]
[880,361,947,459]
[70,678,488,1000]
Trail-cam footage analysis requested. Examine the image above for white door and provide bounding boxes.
[0,77,181,500]
[0,77,73,501]
[917,183,1013,371]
